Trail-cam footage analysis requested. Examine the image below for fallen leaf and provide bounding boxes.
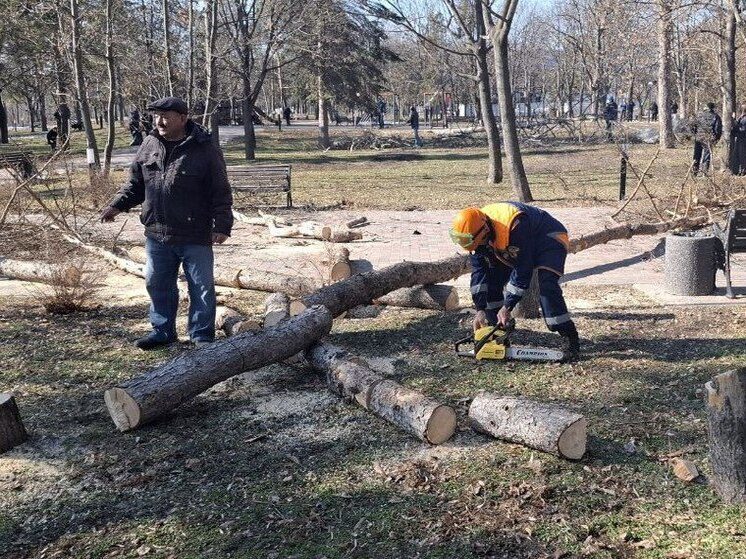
[670,458,699,482]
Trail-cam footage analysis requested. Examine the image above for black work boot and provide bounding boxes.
[558,323,580,363]
[134,332,177,351]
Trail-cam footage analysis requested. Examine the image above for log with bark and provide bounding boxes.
[469,393,587,460]
[306,343,456,444]
[214,267,318,297]
[322,247,351,282]
[0,257,81,286]
[232,210,291,226]
[0,393,28,453]
[216,306,260,336]
[60,232,145,278]
[374,284,460,311]
[290,254,471,317]
[345,216,368,228]
[704,368,746,503]
[104,305,333,431]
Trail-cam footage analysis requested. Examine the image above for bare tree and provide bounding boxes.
[103,0,117,174]
[658,0,675,148]
[484,0,533,202]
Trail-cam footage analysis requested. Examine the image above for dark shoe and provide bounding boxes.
[135,333,177,351]
[560,334,580,363]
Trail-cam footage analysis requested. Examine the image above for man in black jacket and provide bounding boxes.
[99,97,233,350]
[692,102,723,176]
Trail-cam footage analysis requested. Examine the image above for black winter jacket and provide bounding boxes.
[109,121,233,245]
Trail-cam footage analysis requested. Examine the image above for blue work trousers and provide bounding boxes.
[144,238,216,342]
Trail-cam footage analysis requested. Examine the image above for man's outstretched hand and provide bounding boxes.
[212,233,229,244]
[100,206,120,222]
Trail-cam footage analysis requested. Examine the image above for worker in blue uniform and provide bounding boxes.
[449,202,580,361]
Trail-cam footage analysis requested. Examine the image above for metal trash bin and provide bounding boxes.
[664,230,716,295]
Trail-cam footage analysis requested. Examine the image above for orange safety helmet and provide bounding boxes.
[449,207,490,251]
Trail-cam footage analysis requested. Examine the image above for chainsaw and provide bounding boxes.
[455,319,565,362]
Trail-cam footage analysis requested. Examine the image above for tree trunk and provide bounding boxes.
[512,270,540,318]
[162,0,175,96]
[0,90,9,143]
[203,0,219,146]
[0,257,81,285]
[25,95,35,132]
[306,343,456,444]
[318,76,330,149]
[242,91,257,161]
[70,0,100,168]
[0,394,27,453]
[187,0,194,109]
[475,5,502,184]
[104,306,333,431]
[291,255,470,318]
[489,2,533,202]
[38,90,47,131]
[658,0,675,148]
[214,266,318,297]
[469,393,587,460]
[722,13,736,169]
[103,0,116,175]
[374,284,459,311]
[704,368,746,503]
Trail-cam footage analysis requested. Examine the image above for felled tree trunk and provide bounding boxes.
[323,247,351,282]
[375,284,459,311]
[104,305,333,431]
[61,233,145,278]
[512,271,540,319]
[215,306,260,336]
[567,218,706,254]
[306,343,456,444]
[705,368,746,503]
[0,257,81,286]
[469,393,587,460]
[0,393,27,453]
[263,292,289,327]
[291,255,470,317]
[214,267,318,297]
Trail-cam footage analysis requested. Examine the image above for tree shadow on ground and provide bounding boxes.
[562,240,665,284]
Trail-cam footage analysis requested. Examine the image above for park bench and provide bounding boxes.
[227,164,292,208]
[713,208,746,298]
[0,150,35,179]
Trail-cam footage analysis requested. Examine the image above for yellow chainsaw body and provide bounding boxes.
[473,326,507,360]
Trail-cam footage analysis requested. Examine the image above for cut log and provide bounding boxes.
[214,267,318,297]
[305,343,456,444]
[322,247,351,282]
[328,229,363,243]
[60,232,145,278]
[468,393,587,460]
[375,284,459,311]
[265,217,331,241]
[346,216,368,228]
[705,368,746,503]
[104,305,333,431]
[263,292,290,328]
[0,393,28,453]
[215,306,260,336]
[291,254,471,317]
[0,257,81,286]
[513,271,540,319]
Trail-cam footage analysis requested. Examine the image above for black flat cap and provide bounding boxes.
[146,96,189,114]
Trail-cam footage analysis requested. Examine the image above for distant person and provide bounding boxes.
[730,103,746,175]
[405,106,422,147]
[377,99,386,129]
[619,101,627,122]
[54,101,70,145]
[129,107,143,146]
[692,102,722,176]
[627,101,635,121]
[46,127,58,151]
[603,98,618,141]
[650,102,659,122]
[670,101,679,115]
[283,106,291,126]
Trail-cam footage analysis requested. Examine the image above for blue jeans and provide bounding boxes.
[144,238,216,342]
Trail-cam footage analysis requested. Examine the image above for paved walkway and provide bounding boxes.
[94,206,745,307]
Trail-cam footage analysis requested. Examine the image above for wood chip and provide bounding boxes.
[670,458,699,482]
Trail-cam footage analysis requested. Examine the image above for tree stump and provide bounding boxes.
[512,270,540,319]
[705,368,746,503]
[0,393,27,453]
[469,393,586,460]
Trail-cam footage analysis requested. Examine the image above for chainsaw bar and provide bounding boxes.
[506,346,565,362]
